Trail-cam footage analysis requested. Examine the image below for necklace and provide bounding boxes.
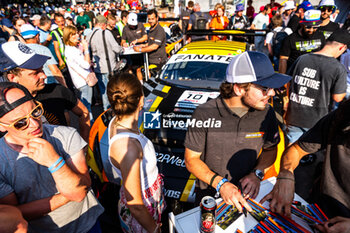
[115,121,140,134]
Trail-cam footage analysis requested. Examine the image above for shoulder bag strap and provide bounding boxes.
[102,30,112,74]
[88,28,99,59]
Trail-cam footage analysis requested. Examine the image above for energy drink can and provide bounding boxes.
[200,196,216,233]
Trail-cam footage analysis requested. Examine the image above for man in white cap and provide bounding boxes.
[30,14,41,28]
[121,12,147,81]
[76,7,92,29]
[282,1,296,26]
[318,0,340,39]
[20,24,66,86]
[185,51,291,211]
[0,41,91,143]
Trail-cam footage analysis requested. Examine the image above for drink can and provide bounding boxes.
[200,196,216,233]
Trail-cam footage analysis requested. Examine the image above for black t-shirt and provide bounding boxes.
[230,15,250,29]
[35,84,77,126]
[108,28,121,45]
[286,53,347,128]
[148,23,167,65]
[298,104,350,217]
[287,14,301,32]
[122,23,146,43]
[280,30,325,70]
[85,11,95,26]
[184,97,280,189]
[318,21,339,39]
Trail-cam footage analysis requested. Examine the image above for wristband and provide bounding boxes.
[48,156,63,171]
[50,160,66,173]
[139,47,142,52]
[216,178,228,192]
[209,174,218,187]
[277,177,295,182]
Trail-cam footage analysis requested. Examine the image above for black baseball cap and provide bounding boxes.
[327,29,350,47]
[0,82,33,118]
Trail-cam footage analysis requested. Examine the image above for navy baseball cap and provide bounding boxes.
[0,41,49,72]
[226,51,291,88]
[298,1,314,11]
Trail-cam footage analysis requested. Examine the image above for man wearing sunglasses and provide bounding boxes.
[0,41,91,142]
[279,10,326,74]
[318,0,339,39]
[0,82,103,232]
[185,51,291,212]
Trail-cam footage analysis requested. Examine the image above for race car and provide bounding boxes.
[88,39,284,205]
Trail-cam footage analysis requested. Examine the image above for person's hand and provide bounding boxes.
[240,173,260,199]
[123,43,129,48]
[58,60,65,69]
[81,38,89,51]
[315,217,350,233]
[27,138,60,168]
[46,34,52,42]
[130,39,138,46]
[260,171,295,217]
[133,45,141,52]
[219,182,253,213]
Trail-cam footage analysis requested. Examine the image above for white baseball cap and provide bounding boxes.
[20,24,39,39]
[30,14,41,21]
[284,1,296,11]
[0,41,49,72]
[78,7,84,13]
[128,12,138,26]
[319,0,336,7]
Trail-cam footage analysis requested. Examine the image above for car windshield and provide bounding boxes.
[159,61,228,83]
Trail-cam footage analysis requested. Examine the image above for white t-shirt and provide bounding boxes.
[65,45,91,89]
[252,13,269,29]
[265,26,293,44]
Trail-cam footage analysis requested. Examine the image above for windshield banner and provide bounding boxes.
[167,54,235,64]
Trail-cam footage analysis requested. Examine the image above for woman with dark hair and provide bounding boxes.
[8,17,25,43]
[107,73,165,233]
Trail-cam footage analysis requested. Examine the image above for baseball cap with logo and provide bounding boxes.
[236,4,244,12]
[128,12,138,26]
[0,41,49,72]
[297,1,314,11]
[20,24,39,39]
[225,51,291,88]
[300,9,322,26]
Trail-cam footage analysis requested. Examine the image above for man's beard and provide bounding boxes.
[301,28,314,39]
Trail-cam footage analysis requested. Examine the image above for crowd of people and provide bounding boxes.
[0,0,350,233]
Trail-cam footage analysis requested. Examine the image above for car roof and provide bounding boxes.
[177,40,246,56]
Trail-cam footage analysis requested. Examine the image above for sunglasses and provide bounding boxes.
[320,6,334,12]
[0,101,43,130]
[253,84,274,95]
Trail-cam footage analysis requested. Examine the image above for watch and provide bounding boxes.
[253,169,264,180]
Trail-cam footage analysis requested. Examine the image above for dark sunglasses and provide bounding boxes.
[0,101,43,130]
[253,84,274,95]
[320,6,334,12]
[305,26,319,29]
